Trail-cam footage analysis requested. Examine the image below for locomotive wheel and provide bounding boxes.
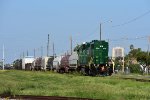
[89,68,97,76]
[81,67,85,75]
[76,66,81,72]
[89,64,97,76]
[85,66,89,76]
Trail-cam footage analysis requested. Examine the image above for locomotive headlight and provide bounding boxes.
[100,45,103,48]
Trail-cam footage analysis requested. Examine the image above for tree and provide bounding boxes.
[114,57,123,70]
[124,46,150,74]
[136,51,147,64]
[130,44,134,50]
[13,59,22,70]
[126,47,150,66]
[128,48,141,58]
[129,64,142,73]
[146,56,150,65]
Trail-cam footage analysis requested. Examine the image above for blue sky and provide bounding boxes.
[0,0,150,63]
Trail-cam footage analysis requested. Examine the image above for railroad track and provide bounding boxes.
[117,75,150,82]
[121,77,150,82]
[0,95,101,100]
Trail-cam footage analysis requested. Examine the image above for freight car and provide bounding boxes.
[60,54,70,73]
[68,52,78,71]
[74,40,109,76]
[53,54,70,73]
[22,56,34,70]
[53,55,64,72]
[47,57,54,70]
[32,57,42,71]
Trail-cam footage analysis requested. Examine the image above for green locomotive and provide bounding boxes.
[75,40,109,76]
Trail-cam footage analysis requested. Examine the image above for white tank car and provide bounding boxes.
[53,55,64,71]
[41,56,50,71]
[69,52,78,70]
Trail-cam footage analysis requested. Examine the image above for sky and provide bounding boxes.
[0,0,150,63]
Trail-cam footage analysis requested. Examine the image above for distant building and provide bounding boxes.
[112,47,124,59]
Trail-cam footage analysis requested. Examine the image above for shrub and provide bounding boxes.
[129,64,142,74]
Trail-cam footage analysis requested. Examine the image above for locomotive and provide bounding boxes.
[74,40,109,76]
[53,40,112,76]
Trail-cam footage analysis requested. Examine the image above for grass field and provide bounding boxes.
[0,70,150,100]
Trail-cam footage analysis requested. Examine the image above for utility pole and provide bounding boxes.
[122,47,125,73]
[20,54,22,59]
[148,36,150,56]
[67,50,69,55]
[47,34,49,57]
[122,56,125,73]
[53,42,55,57]
[23,52,25,58]
[70,36,72,55]
[100,23,102,41]
[147,36,150,74]
[34,48,36,58]
[99,20,112,41]
[27,50,28,57]
[2,45,5,70]
[41,46,43,57]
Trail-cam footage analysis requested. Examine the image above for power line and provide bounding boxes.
[109,36,148,42]
[112,10,150,27]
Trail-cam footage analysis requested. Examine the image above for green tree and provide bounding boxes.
[114,57,123,70]
[130,44,134,50]
[129,64,142,73]
[126,47,150,66]
[13,59,22,70]
[128,48,141,58]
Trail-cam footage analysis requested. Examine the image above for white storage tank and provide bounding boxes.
[69,52,78,70]
[22,56,34,70]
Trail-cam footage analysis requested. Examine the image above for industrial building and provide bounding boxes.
[112,47,124,59]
